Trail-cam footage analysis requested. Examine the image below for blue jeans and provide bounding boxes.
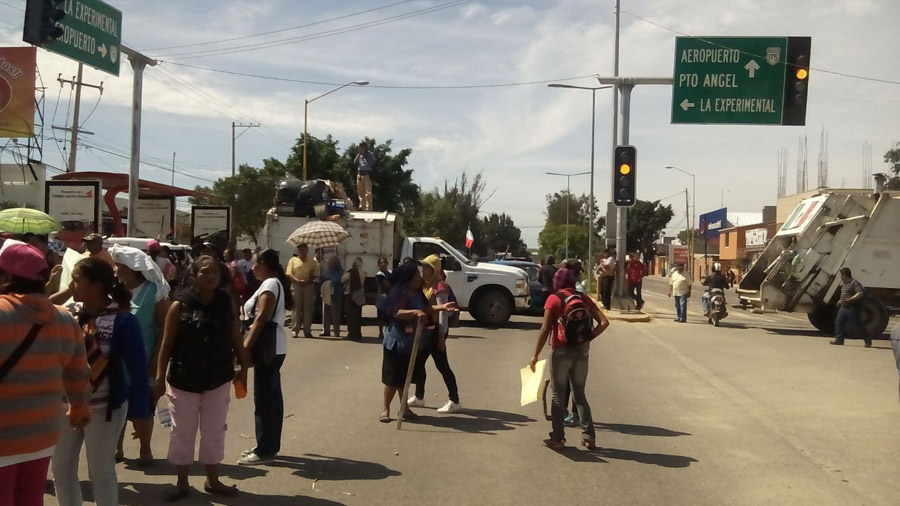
[550,345,595,443]
[254,354,286,457]
[674,295,688,321]
[834,305,866,343]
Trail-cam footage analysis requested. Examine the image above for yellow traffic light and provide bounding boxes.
[619,164,631,175]
[796,68,808,80]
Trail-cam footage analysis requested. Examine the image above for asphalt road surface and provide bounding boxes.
[45,280,900,505]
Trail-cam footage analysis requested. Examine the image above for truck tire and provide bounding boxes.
[807,304,836,333]
[474,289,513,327]
[859,296,889,338]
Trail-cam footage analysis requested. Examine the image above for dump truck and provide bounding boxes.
[736,180,900,337]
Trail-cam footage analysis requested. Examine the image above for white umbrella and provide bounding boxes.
[286,221,351,249]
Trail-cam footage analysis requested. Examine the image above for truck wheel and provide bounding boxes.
[859,296,889,338]
[807,304,836,333]
[475,289,513,327]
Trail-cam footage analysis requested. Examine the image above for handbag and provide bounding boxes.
[248,284,281,367]
[0,324,42,383]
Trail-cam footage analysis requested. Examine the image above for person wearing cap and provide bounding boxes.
[82,233,115,268]
[0,244,91,506]
[668,263,692,323]
[148,239,175,283]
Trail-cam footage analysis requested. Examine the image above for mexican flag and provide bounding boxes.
[465,226,474,249]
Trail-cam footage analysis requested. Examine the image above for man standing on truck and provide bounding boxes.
[354,142,376,212]
[830,267,871,348]
[287,243,319,338]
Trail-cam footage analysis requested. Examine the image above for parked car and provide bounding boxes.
[491,260,545,313]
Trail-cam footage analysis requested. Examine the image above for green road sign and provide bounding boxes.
[44,0,122,76]
[671,36,788,125]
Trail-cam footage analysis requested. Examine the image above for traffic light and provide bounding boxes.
[613,145,636,207]
[23,0,66,46]
[782,36,811,126]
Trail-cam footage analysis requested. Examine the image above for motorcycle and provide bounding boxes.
[705,288,728,326]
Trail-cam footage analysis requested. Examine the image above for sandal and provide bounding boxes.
[379,413,391,423]
[582,439,597,451]
[164,486,191,502]
[204,482,239,497]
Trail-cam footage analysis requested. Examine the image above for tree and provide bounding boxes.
[545,191,602,230]
[191,163,286,244]
[479,212,526,257]
[626,200,675,260]
[538,224,591,260]
[539,191,603,261]
[404,171,487,250]
[884,143,900,190]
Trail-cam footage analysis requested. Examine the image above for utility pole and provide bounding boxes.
[232,122,260,176]
[121,46,157,237]
[171,152,176,186]
[56,64,103,172]
[546,171,590,259]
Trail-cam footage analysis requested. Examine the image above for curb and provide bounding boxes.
[589,295,653,323]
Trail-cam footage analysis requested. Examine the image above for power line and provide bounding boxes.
[163,61,600,90]
[154,0,468,60]
[0,1,23,12]
[82,142,220,184]
[622,9,900,86]
[141,0,419,52]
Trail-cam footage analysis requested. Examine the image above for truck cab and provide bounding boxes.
[400,237,529,326]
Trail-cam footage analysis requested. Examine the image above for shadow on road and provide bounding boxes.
[595,422,691,437]
[117,481,346,506]
[457,319,542,331]
[270,454,401,481]
[561,447,698,468]
[406,408,536,435]
[120,460,267,480]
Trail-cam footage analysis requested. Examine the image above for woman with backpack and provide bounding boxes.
[154,255,249,500]
[239,249,293,466]
[52,257,150,506]
[529,266,609,451]
[408,254,462,413]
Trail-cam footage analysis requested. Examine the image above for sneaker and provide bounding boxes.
[437,401,462,414]
[240,448,256,457]
[407,396,426,408]
[563,413,580,427]
[237,452,274,466]
[829,340,844,346]
[543,437,566,451]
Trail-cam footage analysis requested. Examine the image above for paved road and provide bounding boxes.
[45,293,900,505]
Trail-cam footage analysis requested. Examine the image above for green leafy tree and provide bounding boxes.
[404,171,486,249]
[626,200,675,259]
[538,224,591,260]
[884,143,900,190]
[539,191,603,261]
[545,191,602,230]
[191,163,286,244]
[479,212,526,257]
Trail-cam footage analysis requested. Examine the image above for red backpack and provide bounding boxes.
[553,291,594,346]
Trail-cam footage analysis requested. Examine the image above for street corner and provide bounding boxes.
[590,296,654,323]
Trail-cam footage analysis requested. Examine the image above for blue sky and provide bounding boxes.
[1,0,898,247]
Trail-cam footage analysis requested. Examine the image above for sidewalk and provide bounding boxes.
[589,294,653,323]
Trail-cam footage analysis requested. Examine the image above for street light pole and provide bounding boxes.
[302,80,369,180]
[666,165,696,266]
[546,171,590,259]
[547,83,611,293]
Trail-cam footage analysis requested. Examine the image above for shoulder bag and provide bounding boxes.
[0,324,42,383]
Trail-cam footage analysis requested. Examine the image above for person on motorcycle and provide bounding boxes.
[701,263,729,315]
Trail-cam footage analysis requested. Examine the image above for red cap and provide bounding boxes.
[0,243,50,282]
[147,239,161,253]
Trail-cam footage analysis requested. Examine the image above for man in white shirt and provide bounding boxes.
[667,263,692,323]
[237,249,253,277]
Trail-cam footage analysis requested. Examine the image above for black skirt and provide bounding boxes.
[382,347,414,388]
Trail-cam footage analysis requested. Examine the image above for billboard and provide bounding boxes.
[133,197,174,239]
[699,208,728,240]
[191,206,230,249]
[776,195,828,237]
[672,245,690,265]
[0,47,36,138]
[745,228,769,248]
[45,180,101,248]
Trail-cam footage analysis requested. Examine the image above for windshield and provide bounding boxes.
[443,240,476,266]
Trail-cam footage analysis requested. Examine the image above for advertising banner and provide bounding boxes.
[777,195,828,237]
[745,228,769,248]
[45,180,101,248]
[699,208,729,240]
[0,47,37,138]
[672,245,690,265]
[191,206,230,248]
[134,197,174,239]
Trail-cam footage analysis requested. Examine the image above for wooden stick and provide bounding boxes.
[397,318,426,430]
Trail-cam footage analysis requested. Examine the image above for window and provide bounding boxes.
[412,242,445,262]
[725,233,731,248]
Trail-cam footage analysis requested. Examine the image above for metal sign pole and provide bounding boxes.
[122,46,157,237]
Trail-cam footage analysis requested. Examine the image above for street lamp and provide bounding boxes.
[546,171,590,259]
[665,165,696,263]
[303,80,369,180]
[548,83,612,293]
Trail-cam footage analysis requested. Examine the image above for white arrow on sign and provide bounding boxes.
[744,59,760,78]
[98,44,107,58]
[680,99,695,111]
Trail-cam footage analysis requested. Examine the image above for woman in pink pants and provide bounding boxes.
[155,256,249,501]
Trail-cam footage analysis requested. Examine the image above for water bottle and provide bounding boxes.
[157,399,172,429]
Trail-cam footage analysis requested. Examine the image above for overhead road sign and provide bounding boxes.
[28,0,122,76]
[671,36,811,125]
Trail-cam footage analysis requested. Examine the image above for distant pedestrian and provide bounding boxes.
[626,251,645,310]
[343,257,365,341]
[375,257,392,340]
[354,142,376,211]
[320,256,344,338]
[239,249,293,466]
[538,255,557,296]
[53,257,150,506]
[668,263,691,323]
[81,233,116,268]
[598,250,616,310]
[408,254,462,413]
[286,243,317,338]
[149,240,175,283]
[0,244,91,506]
[726,269,736,289]
[530,263,609,451]
[830,267,870,347]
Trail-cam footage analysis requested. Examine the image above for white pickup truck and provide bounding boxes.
[262,210,530,326]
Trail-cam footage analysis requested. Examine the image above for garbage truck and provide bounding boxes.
[261,178,530,326]
[736,179,900,337]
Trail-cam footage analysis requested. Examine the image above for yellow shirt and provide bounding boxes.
[287,256,319,283]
